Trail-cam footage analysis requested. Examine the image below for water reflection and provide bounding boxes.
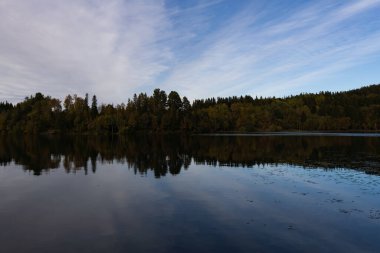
[1,134,380,176]
[1,134,380,253]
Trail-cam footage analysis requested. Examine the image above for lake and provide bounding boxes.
[0,134,379,253]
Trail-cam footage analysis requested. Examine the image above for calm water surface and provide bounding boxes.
[0,134,379,253]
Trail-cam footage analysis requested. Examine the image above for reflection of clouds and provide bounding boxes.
[131,162,380,252]
[1,139,380,252]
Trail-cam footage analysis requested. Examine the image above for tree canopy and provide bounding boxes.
[1,84,380,134]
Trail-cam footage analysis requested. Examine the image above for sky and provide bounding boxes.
[0,0,380,104]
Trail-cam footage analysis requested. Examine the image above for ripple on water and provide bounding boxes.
[369,209,380,219]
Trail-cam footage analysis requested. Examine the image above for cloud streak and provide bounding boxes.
[0,0,380,103]
[162,0,380,99]
[0,0,171,103]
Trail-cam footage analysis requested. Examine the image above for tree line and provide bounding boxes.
[0,84,380,133]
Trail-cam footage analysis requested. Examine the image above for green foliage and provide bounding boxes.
[1,84,380,134]
[91,95,98,118]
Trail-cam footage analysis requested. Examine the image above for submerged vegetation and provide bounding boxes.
[1,84,380,133]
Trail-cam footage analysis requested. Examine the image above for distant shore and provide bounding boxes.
[199,131,380,137]
[1,84,380,134]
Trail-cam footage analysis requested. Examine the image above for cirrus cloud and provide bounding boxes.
[0,0,380,103]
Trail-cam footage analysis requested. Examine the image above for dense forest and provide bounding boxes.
[0,84,380,133]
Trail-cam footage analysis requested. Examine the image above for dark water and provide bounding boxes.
[0,134,380,253]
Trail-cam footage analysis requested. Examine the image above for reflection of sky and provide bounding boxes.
[1,161,380,252]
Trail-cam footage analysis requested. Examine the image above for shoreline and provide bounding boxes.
[2,130,380,137]
[198,131,380,137]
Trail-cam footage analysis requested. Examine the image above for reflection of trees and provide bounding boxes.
[0,135,379,176]
[192,136,380,175]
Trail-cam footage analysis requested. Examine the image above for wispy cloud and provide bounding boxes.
[162,0,380,99]
[0,0,171,103]
[0,0,380,103]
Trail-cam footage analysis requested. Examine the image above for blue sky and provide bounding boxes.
[0,0,380,103]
